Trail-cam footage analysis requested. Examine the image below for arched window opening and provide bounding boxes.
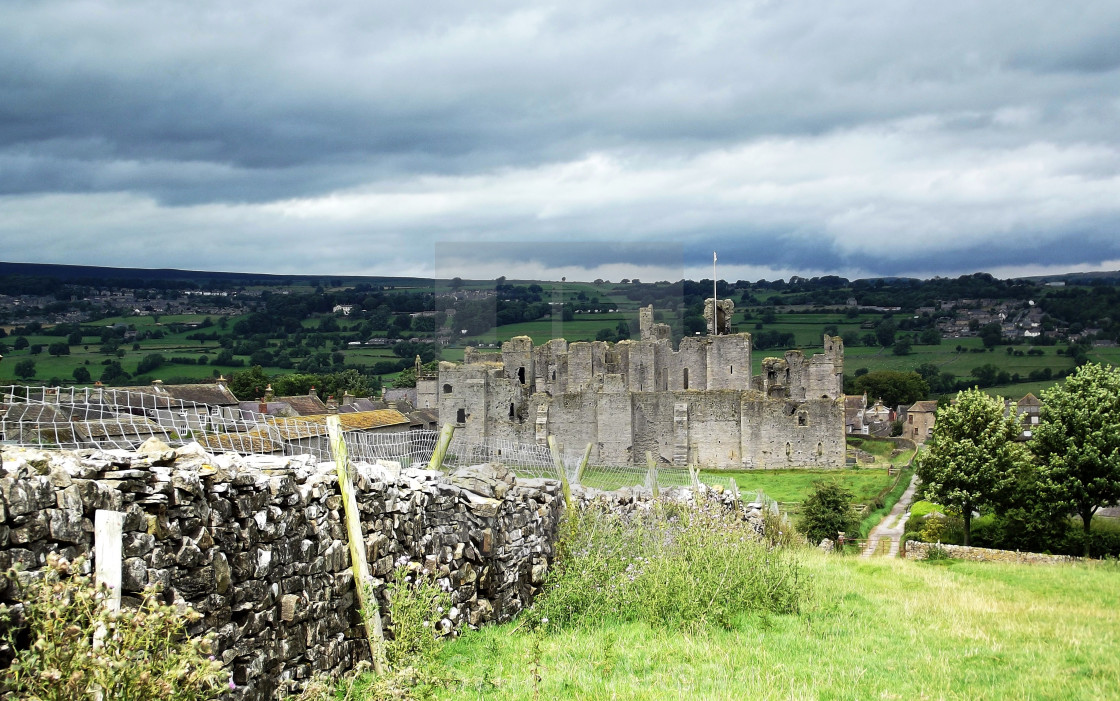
[509,403,515,420]
[442,384,452,394]
[683,368,689,390]
[518,366,526,384]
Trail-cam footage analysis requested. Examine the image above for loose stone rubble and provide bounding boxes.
[0,440,564,700]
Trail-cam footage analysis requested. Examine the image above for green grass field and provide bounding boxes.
[2,306,1105,406]
[433,554,1120,700]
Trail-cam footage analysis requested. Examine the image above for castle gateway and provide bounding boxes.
[435,306,846,469]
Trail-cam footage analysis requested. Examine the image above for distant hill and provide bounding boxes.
[1021,270,1120,285]
[0,261,432,288]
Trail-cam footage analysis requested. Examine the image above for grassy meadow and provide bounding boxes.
[1,302,1102,406]
[432,554,1120,700]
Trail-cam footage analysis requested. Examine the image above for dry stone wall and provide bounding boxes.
[0,441,564,700]
[904,541,1081,565]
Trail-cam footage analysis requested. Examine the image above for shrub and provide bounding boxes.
[0,554,226,700]
[797,481,861,547]
[383,567,451,668]
[532,500,808,631]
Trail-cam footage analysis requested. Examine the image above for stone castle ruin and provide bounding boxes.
[436,303,846,469]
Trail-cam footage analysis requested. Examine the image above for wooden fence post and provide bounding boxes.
[92,509,124,701]
[645,451,660,498]
[427,423,456,472]
[575,442,593,486]
[327,415,385,675]
[547,435,573,508]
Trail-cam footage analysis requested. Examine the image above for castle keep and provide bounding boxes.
[436,305,846,469]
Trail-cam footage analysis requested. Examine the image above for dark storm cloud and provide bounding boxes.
[2,0,1120,279]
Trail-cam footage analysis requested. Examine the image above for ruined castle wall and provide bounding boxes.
[706,335,751,390]
[783,351,808,401]
[630,393,677,463]
[682,391,743,466]
[567,343,595,391]
[0,445,563,700]
[541,390,599,458]
[483,370,529,443]
[807,336,844,399]
[628,341,658,393]
[741,394,844,468]
[671,337,708,391]
[436,363,490,444]
[532,339,568,396]
[500,337,535,389]
[596,385,633,465]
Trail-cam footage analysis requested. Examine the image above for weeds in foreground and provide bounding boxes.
[300,567,453,701]
[529,499,809,631]
[0,554,226,701]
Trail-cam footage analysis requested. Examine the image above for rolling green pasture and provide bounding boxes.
[463,313,635,344]
[434,554,1120,700]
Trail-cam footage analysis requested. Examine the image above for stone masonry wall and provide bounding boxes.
[0,441,564,700]
[903,541,1081,565]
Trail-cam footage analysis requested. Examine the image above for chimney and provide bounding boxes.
[264,384,274,402]
[151,379,164,392]
[342,390,354,406]
[309,385,318,398]
[327,395,338,413]
[259,400,268,416]
[216,375,227,390]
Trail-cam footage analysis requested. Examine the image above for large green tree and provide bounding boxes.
[1030,363,1120,553]
[915,388,1023,545]
[852,370,929,408]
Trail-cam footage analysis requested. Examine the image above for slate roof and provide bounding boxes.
[1017,393,1042,406]
[339,398,386,413]
[274,395,328,416]
[157,383,239,406]
[908,400,939,413]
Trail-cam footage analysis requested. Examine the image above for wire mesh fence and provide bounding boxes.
[0,384,777,508]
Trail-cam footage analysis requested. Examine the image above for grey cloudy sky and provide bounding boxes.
[3,0,1120,282]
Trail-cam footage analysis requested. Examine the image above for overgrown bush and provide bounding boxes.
[0,554,226,701]
[383,567,451,668]
[531,500,808,631]
[798,481,861,547]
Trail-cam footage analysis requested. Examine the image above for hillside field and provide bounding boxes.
[432,553,1120,700]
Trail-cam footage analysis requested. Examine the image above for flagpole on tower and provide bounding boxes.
[712,251,718,336]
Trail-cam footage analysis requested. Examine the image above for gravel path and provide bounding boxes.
[862,474,920,558]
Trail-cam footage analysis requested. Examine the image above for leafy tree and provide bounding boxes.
[14,358,36,379]
[915,388,1024,545]
[797,481,860,547]
[136,353,166,374]
[852,370,928,408]
[918,327,942,345]
[875,320,897,347]
[72,366,92,383]
[47,342,70,356]
[99,361,130,384]
[13,336,28,350]
[67,331,83,345]
[892,338,912,356]
[979,322,1003,348]
[229,365,271,400]
[1030,363,1120,553]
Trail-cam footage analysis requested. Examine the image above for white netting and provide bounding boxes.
[0,385,777,508]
